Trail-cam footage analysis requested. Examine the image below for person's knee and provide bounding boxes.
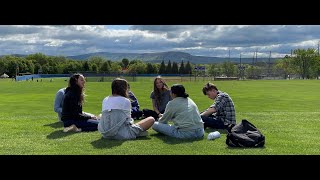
[152,121,159,130]
[150,117,155,123]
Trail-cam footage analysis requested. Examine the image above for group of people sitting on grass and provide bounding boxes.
[54,73,236,140]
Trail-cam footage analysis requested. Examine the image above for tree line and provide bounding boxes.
[1,48,320,79]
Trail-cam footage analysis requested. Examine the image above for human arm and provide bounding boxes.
[83,112,97,119]
[201,94,227,116]
[158,101,174,124]
[200,107,216,117]
[62,93,91,121]
[152,99,161,115]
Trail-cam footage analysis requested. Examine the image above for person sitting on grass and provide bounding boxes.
[128,83,143,120]
[54,85,96,122]
[152,84,204,139]
[61,73,99,133]
[98,78,155,140]
[200,83,236,129]
[54,87,67,122]
[143,76,172,120]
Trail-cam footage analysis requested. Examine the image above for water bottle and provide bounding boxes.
[208,131,221,140]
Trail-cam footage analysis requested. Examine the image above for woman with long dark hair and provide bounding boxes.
[143,76,172,120]
[61,73,99,132]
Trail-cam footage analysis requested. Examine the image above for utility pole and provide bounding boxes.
[255,49,258,64]
[252,52,255,65]
[229,48,231,61]
[318,41,320,56]
[239,53,243,80]
[268,51,271,77]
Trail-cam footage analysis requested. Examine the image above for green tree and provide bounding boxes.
[166,60,172,74]
[179,61,185,74]
[128,62,147,74]
[88,56,105,69]
[311,56,320,79]
[208,64,217,76]
[122,58,129,69]
[185,61,192,74]
[172,62,179,74]
[292,48,317,79]
[83,61,91,71]
[274,57,295,78]
[24,60,35,74]
[159,60,166,74]
[0,58,8,74]
[100,61,110,73]
[110,62,122,73]
[26,53,48,66]
[222,61,235,77]
[146,63,157,74]
[91,64,98,73]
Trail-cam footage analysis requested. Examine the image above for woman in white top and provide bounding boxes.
[152,84,204,139]
[98,78,155,140]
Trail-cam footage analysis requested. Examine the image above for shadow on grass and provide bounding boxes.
[44,122,63,129]
[150,133,203,145]
[46,130,78,139]
[91,136,152,149]
[204,128,227,134]
[226,146,266,149]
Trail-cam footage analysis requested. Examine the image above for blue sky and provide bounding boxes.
[0,25,320,58]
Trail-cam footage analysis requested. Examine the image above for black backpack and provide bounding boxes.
[226,119,265,147]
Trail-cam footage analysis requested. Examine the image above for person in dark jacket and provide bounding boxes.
[128,83,143,120]
[61,73,99,132]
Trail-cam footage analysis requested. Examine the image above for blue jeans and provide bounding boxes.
[201,115,225,129]
[64,119,98,132]
[152,122,204,139]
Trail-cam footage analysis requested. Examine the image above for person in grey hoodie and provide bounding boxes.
[98,78,155,140]
[152,84,204,139]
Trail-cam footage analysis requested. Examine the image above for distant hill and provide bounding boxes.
[2,51,279,64]
[67,51,279,64]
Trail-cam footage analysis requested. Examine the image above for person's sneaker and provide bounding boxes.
[137,131,148,137]
[63,124,81,133]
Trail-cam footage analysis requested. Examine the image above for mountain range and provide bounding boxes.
[3,51,280,64]
[67,51,279,64]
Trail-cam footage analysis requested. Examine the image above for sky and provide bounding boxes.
[0,25,320,58]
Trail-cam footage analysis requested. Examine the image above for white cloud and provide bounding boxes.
[0,25,320,57]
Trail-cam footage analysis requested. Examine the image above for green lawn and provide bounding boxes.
[0,77,319,154]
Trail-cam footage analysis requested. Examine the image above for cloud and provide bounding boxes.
[0,25,320,58]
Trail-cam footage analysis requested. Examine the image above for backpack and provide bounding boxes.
[226,119,265,147]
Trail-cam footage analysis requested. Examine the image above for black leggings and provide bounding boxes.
[142,109,164,120]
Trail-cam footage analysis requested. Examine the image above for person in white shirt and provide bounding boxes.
[98,78,155,140]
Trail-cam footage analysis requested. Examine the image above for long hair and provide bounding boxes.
[171,84,189,98]
[112,78,128,98]
[153,76,169,107]
[66,73,85,105]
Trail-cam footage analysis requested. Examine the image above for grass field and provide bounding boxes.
[0,77,320,155]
